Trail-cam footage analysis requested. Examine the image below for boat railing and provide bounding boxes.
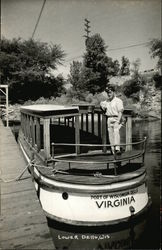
[51,137,147,174]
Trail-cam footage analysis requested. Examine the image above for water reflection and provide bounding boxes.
[145,149,160,188]
[48,216,148,250]
[132,120,161,153]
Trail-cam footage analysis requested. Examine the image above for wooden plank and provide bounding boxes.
[24,114,28,139]
[0,164,30,174]
[26,115,30,142]
[71,116,74,127]
[81,113,84,130]
[91,112,94,135]
[43,118,51,160]
[75,115,80,154]
[1,199,40,213]
[85,113,88,132]
[97,113,101,137]
[0,222,50,240]
[36,117,41,152]
[21,113,24,134]
[1,181,33,195]
[101,114,107,153]
[2,188,37,200]
[0,228,54,249]
[31,116,35,147]
[28,239,56,250]
[0,209,46,230]
[126,116,132,151]
[1,237,54,250]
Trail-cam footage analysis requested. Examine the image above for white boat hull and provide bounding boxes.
[33,168,149,226]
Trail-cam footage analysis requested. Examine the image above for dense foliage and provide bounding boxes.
[121,59,146,101]
[68,33,121,95]
[149,39,162,89]
[0,37,66,103]
[1,36,160,106]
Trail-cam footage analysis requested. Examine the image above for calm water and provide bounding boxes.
[47,120,161,250]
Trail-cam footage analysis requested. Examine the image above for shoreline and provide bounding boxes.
[132,116,161,122]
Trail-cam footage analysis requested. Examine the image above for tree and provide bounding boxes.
[149,39,162,70]
[0,37,66,103]
[149,39,162,89]
[82,33,116,94]
[68,61,84,91]
[68,34,121,95]
[120,56,130,76]
[67,61,87,99]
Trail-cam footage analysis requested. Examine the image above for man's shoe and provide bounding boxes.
[120,147,125,153]
[115,150,122,155]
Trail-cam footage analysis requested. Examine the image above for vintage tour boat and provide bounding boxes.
[18,104,151,226]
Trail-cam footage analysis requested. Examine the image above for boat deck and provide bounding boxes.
[0,120,54,249]
[54,149,143,164]
[36,151,145,185]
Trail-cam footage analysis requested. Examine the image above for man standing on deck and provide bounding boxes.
[100,84,124,155]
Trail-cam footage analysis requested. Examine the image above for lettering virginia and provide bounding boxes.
[96,196,135,208]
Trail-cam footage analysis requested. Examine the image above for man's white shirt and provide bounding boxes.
[100,96,124,117]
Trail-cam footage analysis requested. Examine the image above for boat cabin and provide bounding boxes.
[20,104,146,177]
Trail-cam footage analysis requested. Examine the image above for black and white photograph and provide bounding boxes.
[0,0,161,249]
